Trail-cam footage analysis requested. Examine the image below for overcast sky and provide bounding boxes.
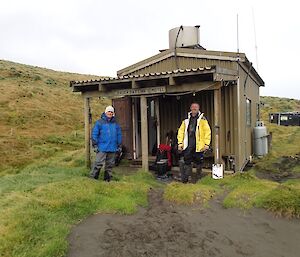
[1,0,299,99]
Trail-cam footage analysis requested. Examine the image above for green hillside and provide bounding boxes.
[0,60,109,173]
[260,96,300,121]
[257,96,300,178]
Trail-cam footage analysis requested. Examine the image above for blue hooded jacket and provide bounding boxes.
[91,113,122,152]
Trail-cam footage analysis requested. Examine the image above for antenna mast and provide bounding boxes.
[236,14,240,54]
[252,7,259,70]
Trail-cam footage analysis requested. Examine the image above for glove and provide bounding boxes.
[203,145,209,151]
[178,144,183,151]
[92,139,99,153]
[117,145,122,152]
[92,139,97,148]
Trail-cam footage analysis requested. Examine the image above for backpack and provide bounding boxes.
[150,144,172,176]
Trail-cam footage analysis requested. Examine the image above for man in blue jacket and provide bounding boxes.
[90,105,122,181]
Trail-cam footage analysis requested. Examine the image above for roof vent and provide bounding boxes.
[169,25,202,49]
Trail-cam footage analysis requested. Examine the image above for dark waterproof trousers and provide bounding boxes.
[180,147,204,183]
[90,151,116,181]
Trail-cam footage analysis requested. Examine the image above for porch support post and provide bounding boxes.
[140,96,149,171]
[214,85,222,164]
[132,98,137,159]
[84,96,91,168]
[154,97,160,146]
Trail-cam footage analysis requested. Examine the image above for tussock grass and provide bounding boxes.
[164,175,223,205]
[221,173,278,209]
[164,172,300,218]
[260,96,299,121]
[255,124,300,174]
[260,182,300,218]
[0,59,109,171]
[0,151,158,257]
[164,182,218,205]
[165,96,300,213]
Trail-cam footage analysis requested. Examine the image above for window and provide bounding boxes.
[150,100,155,118]
[280,115,288,121]
[256,103,260,121]
[246,98,251,126]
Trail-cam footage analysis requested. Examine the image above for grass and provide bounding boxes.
[0,150,158,257]
[164,182,218,205]
[1,61,300,257]
[165,97,300,214]
[254,97,300,177]
[260,182,300,218]
[260,96,300,121]
[164,175,221,205]
[0,59,110,171]
[254,124,300,174]
[165,172,300,218]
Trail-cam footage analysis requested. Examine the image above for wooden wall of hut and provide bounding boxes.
[159,85,236,160]
[158,91,214,146]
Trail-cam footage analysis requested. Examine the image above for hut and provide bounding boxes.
[70,26,264,172]
[269,112,300,126]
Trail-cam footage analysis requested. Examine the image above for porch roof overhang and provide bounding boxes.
[70,65,238,98]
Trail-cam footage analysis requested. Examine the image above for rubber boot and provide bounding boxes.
[179,159,187,183]
[104,171,111,182]
[195,163,203,182]
[182,164,192,183]
[90,168,100,180]
[191,169,197,184]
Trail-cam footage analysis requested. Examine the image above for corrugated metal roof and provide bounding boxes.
[70,66,214,85]
[117,48,245,76]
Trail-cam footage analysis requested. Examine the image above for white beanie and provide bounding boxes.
[105,105,114,113]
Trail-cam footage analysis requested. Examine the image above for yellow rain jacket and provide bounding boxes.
[177,112,211,152]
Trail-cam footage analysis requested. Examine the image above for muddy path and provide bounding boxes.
[67,189,300,257]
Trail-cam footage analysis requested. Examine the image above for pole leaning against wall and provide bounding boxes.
[140,96,149,171]
[84,97,91,168]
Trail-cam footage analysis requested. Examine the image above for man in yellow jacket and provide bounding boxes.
[177,103,211,183]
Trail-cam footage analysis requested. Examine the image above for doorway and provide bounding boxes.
[132,97,160,159]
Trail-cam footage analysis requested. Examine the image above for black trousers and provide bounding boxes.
[180,148,204,183]
[183,147,204,165]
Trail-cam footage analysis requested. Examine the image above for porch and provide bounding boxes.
[70,65,240,171]
[130,155,235,176]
